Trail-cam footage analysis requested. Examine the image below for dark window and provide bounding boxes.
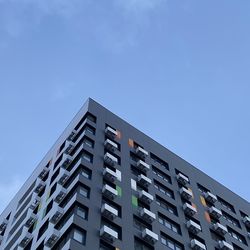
[134,237,154,250]
[156,195,178,216]
[154,180,174,199]
[75,112,96,131]
[83,136,94,148]
[217,196,235,213]
[222,211,241,228]
[160,232,184,250]
[232,243,244,250]
[50,182,57,197]
[100,240,116,250]
[45,200,53,216]
[197,183,209,193]
[152,166,172,184]
[150,153,169,170]
[210,229,225,242]
[227,227,247,245]
[158,212,181,235]
[50,167,60,185]
[37,219,49,240]
[133,216,152,231]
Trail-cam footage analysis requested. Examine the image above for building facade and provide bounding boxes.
[0,98,249,250]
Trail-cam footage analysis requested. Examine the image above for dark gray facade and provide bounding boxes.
[0,98,249,250]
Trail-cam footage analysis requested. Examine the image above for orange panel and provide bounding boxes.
[188,188,194,198]
[192,203,197,210]
[204,211,211,223]
[200,196,207,207]
[128,139,134,147]
[116,130,121,139]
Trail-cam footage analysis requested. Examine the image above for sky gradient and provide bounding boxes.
[0,0,250,214]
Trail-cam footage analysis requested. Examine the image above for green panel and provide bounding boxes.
[132,195,138,207]
[116,186,122,197]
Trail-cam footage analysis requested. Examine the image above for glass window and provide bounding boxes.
[79,186,89,198]
[76,206,87,219]
[73,229,86,244]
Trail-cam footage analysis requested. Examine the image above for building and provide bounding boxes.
[0,98,249,250]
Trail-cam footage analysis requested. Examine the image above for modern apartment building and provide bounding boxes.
[0,98,249,250]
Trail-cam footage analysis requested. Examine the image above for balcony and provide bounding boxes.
[101,203,118,220]
[190,239,206,250]
[176,173,189,186]
[34,180,46,194]
[50,205,64,224]
[186,220,202,234]
[30,195,41,210]
[204,191,217,204]
[25,209,38,228]
[54,187,67,204]
[218,240,233,250]
[180,187,193,200]
[100,225,118,243]
[142,228,158,245]
[140,208,156,223]
[138,190,154,204]
[64,141,75,154]
[104,139,118,152]
[183,203,197,216]
[104,152,118,167]
[102,185,118,200]
[58,169,70,185]
[243,216,250,228]
[105,126,117,139]
[45,229,60,248]
[60,154,73,169]
[136,160,150,172]
[38,167,49,180]
[138,174,152,188]
[213,222,228,236]
[67,130,77,141]
[19,227,33,248]
[209,206,222,219]
[0,219,8,234]
[103,168,118,183]
[135,146,148,159]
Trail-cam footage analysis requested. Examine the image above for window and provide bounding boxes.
[81,166,92,179]
[228,227,247,245]
[217,196,235,213]
[100,240,116,250]
[82,150,93,163]
[74,112,96,131]
[161,233,184,250]
[158,213,181,235]
[134,237,153,250]
[156,195,178,216]
[37,219,49,240]
[76,206,88,220]
[150,153,169,170]
[152,166,172,183]
[73,228,86,245]
[83,137,94,148]
[222,211,241,228]
[197,183,209,193]
[79,186,90,198]
[133,216,152,231]
[154,180,174,199]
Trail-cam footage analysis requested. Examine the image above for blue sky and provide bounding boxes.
[0,0,250,213]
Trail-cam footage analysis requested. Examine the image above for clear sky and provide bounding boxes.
[0,0,250,214]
